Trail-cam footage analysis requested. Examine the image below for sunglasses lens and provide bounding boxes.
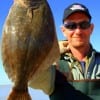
[64,21,91,30]
[80,21,90,29]
[64,22,77,30]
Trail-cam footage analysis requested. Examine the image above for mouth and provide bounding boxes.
[72,37,84,42]
[73,37,83,39]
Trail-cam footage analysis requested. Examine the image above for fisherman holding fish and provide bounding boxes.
[31,2,100,100]
[1,1,100,100]
[29,2,100,100]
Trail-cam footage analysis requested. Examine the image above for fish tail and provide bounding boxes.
[7,87,31,100]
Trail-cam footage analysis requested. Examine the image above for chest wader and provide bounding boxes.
[50,59,100,100]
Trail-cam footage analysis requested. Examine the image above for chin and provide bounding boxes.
[72,42,85,48]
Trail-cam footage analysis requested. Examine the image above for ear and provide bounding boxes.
[90,23,94,34]
[61,26,67,38]
[60,25,65,32]
[60,26,67,37]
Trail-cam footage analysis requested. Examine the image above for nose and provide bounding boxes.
[74,27,82,35]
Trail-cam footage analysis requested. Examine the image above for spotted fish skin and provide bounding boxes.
[1,0,60,99]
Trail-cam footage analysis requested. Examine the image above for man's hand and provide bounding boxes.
[58,40,70,54]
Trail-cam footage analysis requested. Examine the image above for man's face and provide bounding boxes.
[61,12,94,49]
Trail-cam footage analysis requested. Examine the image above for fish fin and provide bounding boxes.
[7,87,31,100]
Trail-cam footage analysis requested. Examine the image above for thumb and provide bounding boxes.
[59,40,70,54]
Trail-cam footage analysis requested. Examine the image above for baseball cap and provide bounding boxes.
[63,3,91,22]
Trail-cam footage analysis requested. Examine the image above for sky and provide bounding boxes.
[0,0,100,99]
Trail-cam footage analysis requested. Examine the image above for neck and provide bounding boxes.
[70,44,90,61]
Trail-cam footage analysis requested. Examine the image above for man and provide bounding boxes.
[30,3,100,100]
[50,3,100,100]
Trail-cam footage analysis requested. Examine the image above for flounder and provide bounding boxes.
[1,0,60,99]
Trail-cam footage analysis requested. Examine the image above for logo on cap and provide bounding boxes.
[70,5,85,11]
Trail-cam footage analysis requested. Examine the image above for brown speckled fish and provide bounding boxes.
[1,0,60,99]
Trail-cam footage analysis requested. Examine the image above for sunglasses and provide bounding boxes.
[64,21,91,30]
